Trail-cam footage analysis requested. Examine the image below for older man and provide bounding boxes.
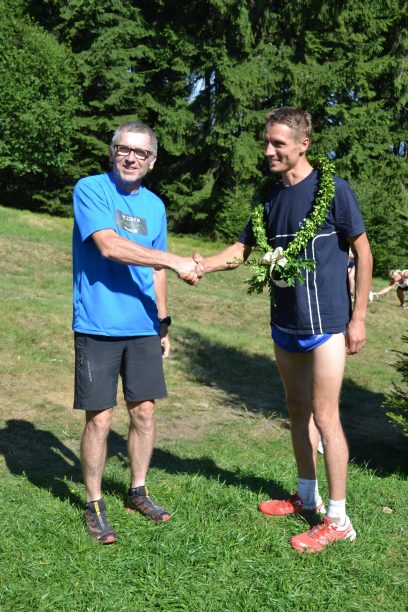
[73,121,201,543]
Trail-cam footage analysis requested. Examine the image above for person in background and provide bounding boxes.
[72,121,202,544]
[372,269,408,308]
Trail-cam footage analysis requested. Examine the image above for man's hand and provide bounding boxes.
[174,255,203,285]
[193,252,205,278]
[160,330,171,358]
[345,318,366,355]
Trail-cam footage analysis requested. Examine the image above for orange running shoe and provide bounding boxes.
[258,493,326,517]
[290,514,356,552]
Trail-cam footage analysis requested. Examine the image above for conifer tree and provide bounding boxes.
[2,0,407,273]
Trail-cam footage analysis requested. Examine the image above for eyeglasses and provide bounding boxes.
[113,145,154,161]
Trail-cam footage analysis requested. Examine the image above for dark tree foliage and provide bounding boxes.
[1,0,407,272]
[0,0,80,213]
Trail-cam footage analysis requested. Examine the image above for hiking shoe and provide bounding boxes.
[258,493,326,517]
[126,486,170,523]
[84,499,117,544]
[290,514,356,552]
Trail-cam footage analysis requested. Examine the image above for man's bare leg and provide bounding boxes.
[256,345,324,516]
[80,408,113,502]
[126,400,170,522]
[274,347,319,480]
[311,333,348,502]
[127,400,155,488]
[275,334,348,501]
[289,334,357,549]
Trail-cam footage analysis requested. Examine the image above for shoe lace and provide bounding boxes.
[308,519,338,544]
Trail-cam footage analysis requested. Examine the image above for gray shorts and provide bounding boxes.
[73,333,167,411]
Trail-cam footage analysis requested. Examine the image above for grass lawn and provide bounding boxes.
[0,205,407,611]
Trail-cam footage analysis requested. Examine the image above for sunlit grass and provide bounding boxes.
[0,206,407,611]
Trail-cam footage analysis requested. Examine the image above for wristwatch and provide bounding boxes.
[159,316,172,327]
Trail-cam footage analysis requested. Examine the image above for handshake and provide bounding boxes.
[173,252,204,285]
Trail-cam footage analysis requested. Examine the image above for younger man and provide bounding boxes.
[199,107,372,552]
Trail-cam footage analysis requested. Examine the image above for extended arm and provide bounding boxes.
[346,233,373,355]
[92,229,201,285]
[373,282,396,297]
[200,242,254,273]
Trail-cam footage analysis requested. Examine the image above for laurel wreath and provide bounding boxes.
[246,155,336,299]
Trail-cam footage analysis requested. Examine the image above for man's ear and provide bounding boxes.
[299,137,310,154]
[108,146,114,163]
[149,157,157,170]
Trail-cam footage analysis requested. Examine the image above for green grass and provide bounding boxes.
[0,206,407,611]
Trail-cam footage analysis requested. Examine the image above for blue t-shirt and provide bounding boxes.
[72,173,167,336]
[238,170,365,334]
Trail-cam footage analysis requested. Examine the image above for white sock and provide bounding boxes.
[327,498,347,525]
[298,478,320,508]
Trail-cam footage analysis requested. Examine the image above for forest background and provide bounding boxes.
[0,0,407,275]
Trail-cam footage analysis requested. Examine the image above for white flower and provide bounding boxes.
[262,246,287,268]
[262,247,289,286]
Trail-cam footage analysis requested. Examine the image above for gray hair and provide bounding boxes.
[266,106,313,141]
[111,121,158,156]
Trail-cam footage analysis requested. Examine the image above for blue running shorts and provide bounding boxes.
[272,326,332,353]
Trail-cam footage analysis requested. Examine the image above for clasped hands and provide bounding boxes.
[175,252,204,285]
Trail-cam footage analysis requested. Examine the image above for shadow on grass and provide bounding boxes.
[105,431,289,501]
[152,449,288,499]
[340,382,408,475]
[0,420,288,507]
[0,419,83,506]
[174,328,408,476]
[1,331,406,513]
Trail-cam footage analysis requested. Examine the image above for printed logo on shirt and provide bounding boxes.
[115,210,148,235]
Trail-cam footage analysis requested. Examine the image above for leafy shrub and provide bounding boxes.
[382,334,408,437]
[0,2,80,213]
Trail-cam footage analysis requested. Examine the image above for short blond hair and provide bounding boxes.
[266,106,312,141]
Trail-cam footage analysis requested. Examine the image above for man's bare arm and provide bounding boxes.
[346,233,373,354]
[92,229,201,284]
[199,242,254,273]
